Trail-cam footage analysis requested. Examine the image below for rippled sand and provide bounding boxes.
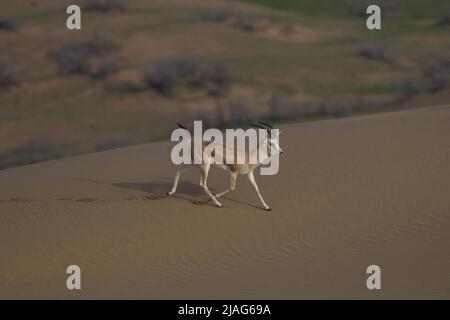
[1,106,449,299]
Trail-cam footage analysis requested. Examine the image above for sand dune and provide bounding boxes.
[1,106,450,299]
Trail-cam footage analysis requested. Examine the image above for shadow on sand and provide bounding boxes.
[82,179,263,210]
[82,179,213,205]
[113,180,205,197]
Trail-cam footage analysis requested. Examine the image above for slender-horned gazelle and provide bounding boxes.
[167,121,283,211]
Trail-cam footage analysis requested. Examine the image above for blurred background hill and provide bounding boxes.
[1,0,449,169]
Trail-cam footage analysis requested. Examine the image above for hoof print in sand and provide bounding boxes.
[146,193,167,200]
[58,198,99,203]
[192,199,210,206]
[8,198,32,202]
[75,198,98,203]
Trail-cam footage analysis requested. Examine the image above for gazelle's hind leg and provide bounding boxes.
[215,172,237,198]
[201,164,223,208]
[247,171,271,211]
[167,164,193,195]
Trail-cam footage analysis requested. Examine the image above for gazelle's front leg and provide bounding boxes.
[168,164,192,195]
[216,172,237,198]
[201,164,223,208]
[247,171,271,211]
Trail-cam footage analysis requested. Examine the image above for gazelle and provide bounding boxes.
[167,121,283,211]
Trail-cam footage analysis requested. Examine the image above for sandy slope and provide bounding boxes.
[1,106,450,299]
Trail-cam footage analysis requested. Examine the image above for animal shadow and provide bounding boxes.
[111,180,215,205]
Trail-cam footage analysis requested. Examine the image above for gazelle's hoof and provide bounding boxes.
[217,203,224,208]
[264,207,272,211]
[167,191,174,196]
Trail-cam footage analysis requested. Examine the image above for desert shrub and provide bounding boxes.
[142,59,184,96]
[49,45,90,75]
[0,58,20,89]
[269,94,284,120]
[279,22,297,36]
[228,13,276,33]
[269,94,307,121]
[318,96,393,117]
[435,11,450,27]
[0,140,69,170]
[0,18,18,31]
[194,98,250,128]
[202,64,231,97]
[353,96,389,113]
[423,65,448,93]
[48,35,120,78]
[94,63,118,80]
[350,0,375,18]
[199,10,233,23]
[84,0,128,13]
[143,57,231,97]
[227,98,251,124]
[201,10,272,33]
[318,100,353,117]
[20,140,67,164]
[393,80,420,103]
[357,42,392,62]
[232,14,261,32]
[192,104,226,129]
[174,57,201,78]
[90,58,119,80]
[84,34,120,55]
[201,10,253,27]
[391,58,450,102]
[349,0,398,18]
[421,59,450,93]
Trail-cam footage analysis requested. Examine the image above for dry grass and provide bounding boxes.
[0,0,450,169]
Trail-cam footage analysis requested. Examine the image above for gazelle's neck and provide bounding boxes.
[248,138,270,168]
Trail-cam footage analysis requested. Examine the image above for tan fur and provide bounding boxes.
[168,125,281,211]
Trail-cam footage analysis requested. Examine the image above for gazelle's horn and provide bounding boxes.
[258,121,274,129]
[250,123,266,129]
[178,123,188,130]
[252,122,271,138]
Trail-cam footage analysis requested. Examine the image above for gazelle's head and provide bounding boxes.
[268,135,283,155]
[251,121,284,155]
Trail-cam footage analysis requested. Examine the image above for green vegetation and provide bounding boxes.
[0,0,449,169]
[241,0,450,18]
